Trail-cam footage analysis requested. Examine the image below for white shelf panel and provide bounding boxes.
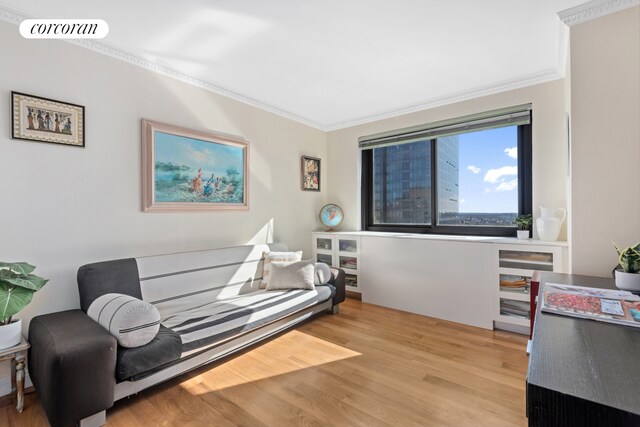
[499,258,553,266]
[341,267,358,275]
[346,285,361,293]
[338,250,358,256]
[498,267,534,277]
[315,248,332,255]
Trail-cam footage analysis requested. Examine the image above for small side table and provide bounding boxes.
[0,337,29,412]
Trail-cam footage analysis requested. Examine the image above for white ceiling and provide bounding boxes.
[1,0,591,130]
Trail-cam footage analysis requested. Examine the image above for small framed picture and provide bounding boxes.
[301,155,320,191]
[11,91,85,147]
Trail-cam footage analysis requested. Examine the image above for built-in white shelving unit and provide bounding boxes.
[310,231,569,334]
[312,232,361,294]
[492,243,568,334]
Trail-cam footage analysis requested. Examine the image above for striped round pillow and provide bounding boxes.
[87,293,161,348]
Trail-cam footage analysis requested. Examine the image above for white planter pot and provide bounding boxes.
[0,318,22,350]
[517,230,530,240]
[615,270,640,292]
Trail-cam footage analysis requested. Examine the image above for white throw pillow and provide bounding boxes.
[87,293,161,348]
[314,262,332,285]
[266,260,316,291]
[261,251,303,288]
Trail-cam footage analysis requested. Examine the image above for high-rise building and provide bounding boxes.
[437,135,460,221]
[373,136,459,224]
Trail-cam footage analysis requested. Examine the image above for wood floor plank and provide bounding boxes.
[0,299,529,426]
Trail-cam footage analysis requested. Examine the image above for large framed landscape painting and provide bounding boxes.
[11,91,85,147]
[141,119,249,212]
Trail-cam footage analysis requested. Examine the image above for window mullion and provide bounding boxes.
[431,138,438,228]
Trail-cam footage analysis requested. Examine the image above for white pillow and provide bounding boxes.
[266,260,316,291]
[314,262,332,285]
[261,250,302,288]
[87,293,161,348]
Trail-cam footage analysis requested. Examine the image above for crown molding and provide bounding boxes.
[67,39,327,130]
[324,69,563,131]
[559,0,640,26]
[0,1,571,132]
[0,1,326,130]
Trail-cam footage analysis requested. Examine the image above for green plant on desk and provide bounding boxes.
[0,262,49,325]
[613,242,640,273]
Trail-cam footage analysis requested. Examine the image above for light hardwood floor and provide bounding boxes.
[1,299,529,427]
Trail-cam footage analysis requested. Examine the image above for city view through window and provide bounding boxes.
[373,126,518,227]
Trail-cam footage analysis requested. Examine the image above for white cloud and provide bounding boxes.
[484,166,517,184]
[186,145,212,164]
[495,179,518,191]
[467,165,481,174]
[484,188,491,193]
[504,147,517,159]
[460,198,465,204]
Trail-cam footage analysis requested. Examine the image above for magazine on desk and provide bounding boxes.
[540,283,640,328]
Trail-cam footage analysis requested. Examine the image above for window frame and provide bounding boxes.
[360,122,532,237]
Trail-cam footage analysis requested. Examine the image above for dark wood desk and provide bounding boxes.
[527,272,640,426]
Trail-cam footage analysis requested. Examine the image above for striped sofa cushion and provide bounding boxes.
[136,244,287,320]
[87,293,161,348]
[162,285,334,357]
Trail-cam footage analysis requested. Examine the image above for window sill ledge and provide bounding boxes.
[311,230,568,247]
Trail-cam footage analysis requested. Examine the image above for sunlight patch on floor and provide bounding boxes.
[180,329,360,394]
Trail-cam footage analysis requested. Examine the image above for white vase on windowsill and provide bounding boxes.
[517,230,530,240]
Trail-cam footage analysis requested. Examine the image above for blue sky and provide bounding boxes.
[457,126,518,213]
[154,131,244,178]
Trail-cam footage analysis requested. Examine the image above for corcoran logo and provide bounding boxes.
[19,19,109,39]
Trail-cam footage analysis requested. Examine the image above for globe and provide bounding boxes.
[319,204,343,229]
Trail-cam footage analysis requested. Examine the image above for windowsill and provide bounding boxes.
[312,230,568,246]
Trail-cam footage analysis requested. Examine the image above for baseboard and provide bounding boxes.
[494,320,529,335]
[346,291,362,300]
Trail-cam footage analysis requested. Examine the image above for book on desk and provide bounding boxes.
[540,282,640,328]
[527,272,640,426]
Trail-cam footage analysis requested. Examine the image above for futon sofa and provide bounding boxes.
[28,243,345,427]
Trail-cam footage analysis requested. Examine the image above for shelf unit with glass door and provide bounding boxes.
[312,232,361,295]
[493,242,567,334]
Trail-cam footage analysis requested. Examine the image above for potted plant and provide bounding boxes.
[0,262,48,349]
[514,214,533,240]
[613,242,640,291]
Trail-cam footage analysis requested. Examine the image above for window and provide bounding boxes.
[360,105,532,236]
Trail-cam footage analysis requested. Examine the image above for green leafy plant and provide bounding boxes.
[613,242,640,274]
[513,214,533,230]
[0,262,48,325]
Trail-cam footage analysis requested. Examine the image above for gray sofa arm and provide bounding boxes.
[29,310,117,427]
[329,268,346,305]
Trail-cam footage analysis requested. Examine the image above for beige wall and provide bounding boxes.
[564,35,573,272]
[569,6,640,277]
[0,20,327,332]
[327,80,568,238]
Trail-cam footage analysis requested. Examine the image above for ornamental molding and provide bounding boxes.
[0,1,324,129]
[324,69,563,131]
[0,1,589,131]
[559,0,640,26]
